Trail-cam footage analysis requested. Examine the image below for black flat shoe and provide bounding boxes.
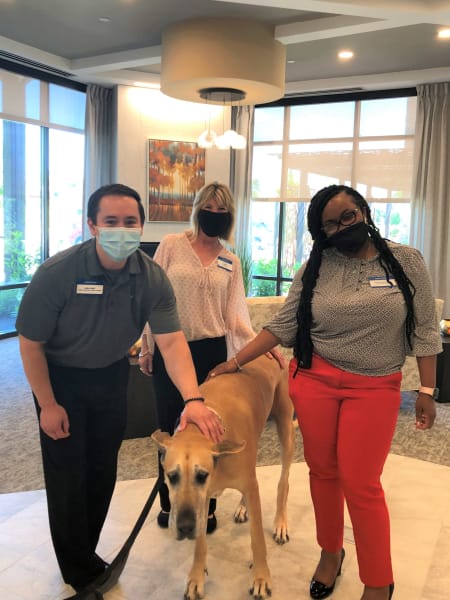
[310,548,345,599]
[206,513,217,534]
[157,510,169,528]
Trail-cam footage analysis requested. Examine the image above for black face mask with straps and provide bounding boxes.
[327,221,370,253]
[198,209,231,238]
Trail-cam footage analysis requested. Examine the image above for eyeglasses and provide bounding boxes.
[321,208,360,235]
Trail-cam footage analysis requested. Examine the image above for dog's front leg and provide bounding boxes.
[184,533,207,600]
[245,482,272,599]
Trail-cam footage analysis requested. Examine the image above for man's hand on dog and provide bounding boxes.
[179,401,224,442]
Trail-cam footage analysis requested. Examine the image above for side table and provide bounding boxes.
[436,336,450,403]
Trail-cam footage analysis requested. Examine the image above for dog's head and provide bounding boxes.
[151,429,245,539]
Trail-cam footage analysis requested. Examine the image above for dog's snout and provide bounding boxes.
[176,505,196,540]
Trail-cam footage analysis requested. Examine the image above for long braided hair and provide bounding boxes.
[294,184,416,371]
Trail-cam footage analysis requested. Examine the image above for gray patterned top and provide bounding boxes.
[265,243,442,376]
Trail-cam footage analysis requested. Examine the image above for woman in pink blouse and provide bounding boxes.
[139,182,282,533]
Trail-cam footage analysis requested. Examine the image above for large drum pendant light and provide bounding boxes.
[160,17,286,106]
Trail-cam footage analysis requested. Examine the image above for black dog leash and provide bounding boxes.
[65,474,162,600]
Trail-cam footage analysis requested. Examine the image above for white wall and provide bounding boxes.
[115,86,231,242]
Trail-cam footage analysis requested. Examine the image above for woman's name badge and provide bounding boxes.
[217,256,233,271]
[76,280,104,294]
[369,276,397,288]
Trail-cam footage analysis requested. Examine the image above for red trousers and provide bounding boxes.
[289,354,401,587]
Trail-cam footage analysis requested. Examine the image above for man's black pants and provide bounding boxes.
[34,358,129,588]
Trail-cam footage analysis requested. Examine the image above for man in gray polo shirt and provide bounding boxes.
[16,183,223,592]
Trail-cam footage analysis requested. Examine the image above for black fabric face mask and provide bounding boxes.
[198,209,231,238]
[327,221,369,253]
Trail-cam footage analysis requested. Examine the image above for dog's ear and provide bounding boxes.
[151,429,173,453]
[211,439,246,457]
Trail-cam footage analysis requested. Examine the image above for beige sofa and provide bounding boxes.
[246,296,292,362]
[246,296,444,392]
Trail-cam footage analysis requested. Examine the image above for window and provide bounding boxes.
[250,92,417,296]
[0,66,86,336]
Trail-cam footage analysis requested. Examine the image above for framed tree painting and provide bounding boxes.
[147,139,206,222]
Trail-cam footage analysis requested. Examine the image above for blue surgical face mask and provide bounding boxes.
[97,227,141,262]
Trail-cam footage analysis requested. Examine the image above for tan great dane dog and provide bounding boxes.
[151,354,295,600]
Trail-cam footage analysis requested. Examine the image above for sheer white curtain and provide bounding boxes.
[230,105,254,252]
[82,84,115,239]
[410,82,450,313]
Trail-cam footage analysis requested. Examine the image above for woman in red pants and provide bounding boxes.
[208,184,442,600]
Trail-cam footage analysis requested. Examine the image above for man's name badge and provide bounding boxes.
[217,256,233,271]
[76,281,104,294]
[369,276,397,288]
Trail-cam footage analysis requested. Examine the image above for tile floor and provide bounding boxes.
[0,454,449,599]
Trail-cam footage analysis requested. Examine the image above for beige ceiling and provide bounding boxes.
[0,0,449,96]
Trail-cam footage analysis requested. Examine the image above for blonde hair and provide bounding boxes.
[190,181,235,241]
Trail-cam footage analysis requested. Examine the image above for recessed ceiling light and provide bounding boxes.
[287,60,296,64]
[99,17,111,23]
[437,28,450,39]
[338,50,354,60]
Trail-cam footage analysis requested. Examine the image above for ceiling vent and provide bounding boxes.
[285,87,364,97]
[0,50,73,78]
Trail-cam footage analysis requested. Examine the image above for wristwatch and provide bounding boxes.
[419,386,439,400]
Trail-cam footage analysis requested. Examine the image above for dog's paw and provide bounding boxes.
[249,577,272,598]
[272,523,290,545]
[184,579,204,600]
[234,504,248,523]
